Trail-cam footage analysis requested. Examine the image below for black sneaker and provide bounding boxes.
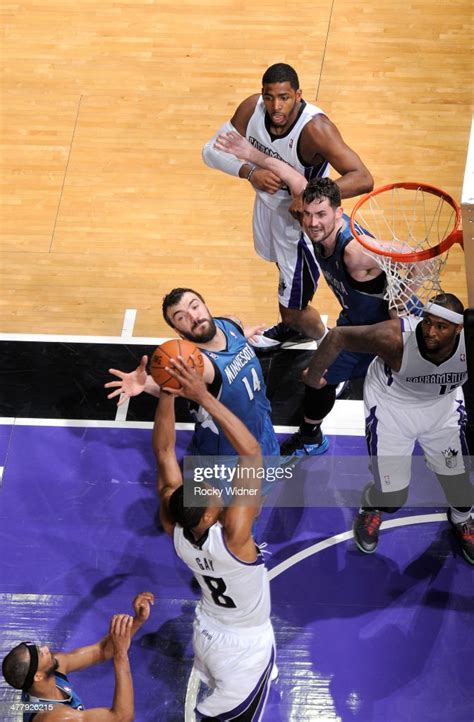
[261,322,311,347]
[280,427,329,456]
[447,509,474,565]
[353,509,383,553]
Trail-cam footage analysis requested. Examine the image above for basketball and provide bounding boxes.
[149,339,205,389]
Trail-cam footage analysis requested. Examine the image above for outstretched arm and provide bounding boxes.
[37,615,136,722]
[303,320,403,388]
[105,355,161,405]
[105,354,216,406]
[166,359,262,557]
[55,592,155,675]
[152,391,183,534]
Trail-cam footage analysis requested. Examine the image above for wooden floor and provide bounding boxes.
[1,1,472,336]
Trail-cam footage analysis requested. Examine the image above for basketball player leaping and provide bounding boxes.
[154,358,276,720]
[304,293,474,565]
[203,62,373,347]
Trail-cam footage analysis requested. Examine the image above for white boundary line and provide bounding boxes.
[0,332,170,345]
[115,309,138,422]
[0,400,366,435]
[184,513,447,720]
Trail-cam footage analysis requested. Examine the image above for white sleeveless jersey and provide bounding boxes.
[246,96,329,210]
[173,522,271,628]
[366,316,467,407]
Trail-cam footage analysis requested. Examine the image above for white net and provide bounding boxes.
[351,185,458,316]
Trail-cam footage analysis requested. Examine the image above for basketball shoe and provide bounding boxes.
[279,426,329,456]
[447,509,474,565]
[262,322,311,347]
[353,508,383,553]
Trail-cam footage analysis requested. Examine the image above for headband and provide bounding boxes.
[423,303,464,325]
[22,642,39,692]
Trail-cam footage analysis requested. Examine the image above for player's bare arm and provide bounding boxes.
[215,131,307,197]
[220,313,267,342]
[342,240,384,282]
[152,391,183,535]
[55,593,154,675]
[203,94,282,193]
[166,359,262,560]
[35,616,135,722]
[304,320,403,388]
[105,353,215,406]
[299,115,374,198]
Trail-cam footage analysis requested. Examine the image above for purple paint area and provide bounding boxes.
[0,425,472,721]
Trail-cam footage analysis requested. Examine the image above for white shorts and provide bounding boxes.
[364,387,467,491]
[193,610,276,720]
[252,194,320,309]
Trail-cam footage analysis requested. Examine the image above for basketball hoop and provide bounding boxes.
[350,182,463,316]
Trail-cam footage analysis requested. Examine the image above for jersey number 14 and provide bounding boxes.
[241,368,262,400]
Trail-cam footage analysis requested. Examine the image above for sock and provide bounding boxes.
[449,507,472,525]
[301,421,321,437]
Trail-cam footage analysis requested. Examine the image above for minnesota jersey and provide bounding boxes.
[22,672,84,721]
[174,522,271,629]
[246,96,329,210]
[191,318,279,456]
[312,218,389,326]
[367,316,467,406]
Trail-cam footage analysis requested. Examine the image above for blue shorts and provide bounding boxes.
[324,349,375,385]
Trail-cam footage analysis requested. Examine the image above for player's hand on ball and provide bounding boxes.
[165,357,209,404]
[105,355,149,405]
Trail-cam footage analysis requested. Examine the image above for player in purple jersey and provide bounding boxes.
[203,62,373,346]
[305,293,473,564]
[2,592,154,721]
[155,359,276,720]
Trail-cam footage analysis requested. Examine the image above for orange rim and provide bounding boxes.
[350,182,463,262]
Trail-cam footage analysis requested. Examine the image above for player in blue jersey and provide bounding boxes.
[214,128,391,456]
[2,592,154,721]
[279,177,390,456]
[106,288,280,457]
[203,62,373,346]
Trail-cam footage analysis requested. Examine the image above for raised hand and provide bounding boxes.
[132,591,155,623]
[109,614,133,656]
[105,355,150,405]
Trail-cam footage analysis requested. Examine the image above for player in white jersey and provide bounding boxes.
[304,293,474,564]
[203,62,373,345]
[153,358,276,720]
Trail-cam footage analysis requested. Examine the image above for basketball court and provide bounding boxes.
[1,2,473,721]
